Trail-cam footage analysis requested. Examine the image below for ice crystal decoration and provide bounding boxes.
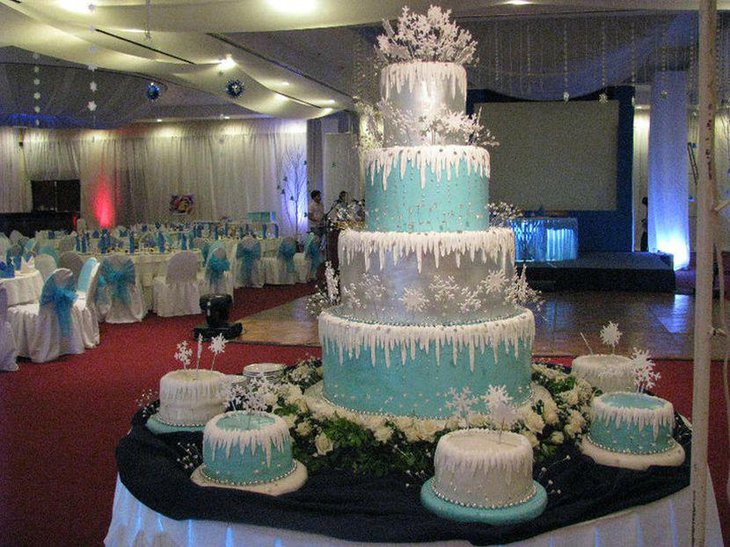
[458,286,483,313]
[599,321,622,351]
[481,270,508,295]
[489,202,523,228]
[632,348,660,392]
[505,267,544,312]
[400,287,428,312]
[174,340,192,369]
[429,274,459,303]
[361,273,386,303]
[325,262,339,302]
[341,283,364,311]
[356,100,384,151]
[227,376,276,413]
[418,107,498,148]
[483,385,520,431]
[445,386,478,427]
[305,262,340,317]
[176,442,203,472]
[208,333,227,370]
[376,5,478,65]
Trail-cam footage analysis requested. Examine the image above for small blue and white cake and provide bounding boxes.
[191,411,307,495]
[581,392,685,470]
[421,429,547,524]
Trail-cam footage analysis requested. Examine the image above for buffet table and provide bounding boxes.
[105,407,723,547]
[105,474,722,546]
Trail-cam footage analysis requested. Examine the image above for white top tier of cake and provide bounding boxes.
[158,369,226,426]
[380,62,467,147]
[571,354,636,393]
[432,429,535,509]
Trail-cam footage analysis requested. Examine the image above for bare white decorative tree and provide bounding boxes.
[277,147,308,239]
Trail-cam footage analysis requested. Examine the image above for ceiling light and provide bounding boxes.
[267,0,316,14]
[61,0,94,14]
[224,116,230,120]
[219,55,236,70]
[156,119,162,122]
[324,99,336,105]
[281,81,290,87]
[505,0,531,4]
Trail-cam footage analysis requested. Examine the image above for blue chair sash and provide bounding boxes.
[100,260,135,305]
[206,254,230,286]
[236,239,261,285]
[40,278,77,337]
[0,261,14,278]
[278,238,297,273]
[199,241,210,263]
[304,234,321,276]
[38,245,60,264]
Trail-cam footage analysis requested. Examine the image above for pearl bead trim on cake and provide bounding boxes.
[199,461,297,487]
[585,433,678,455]
[430,481,537,510]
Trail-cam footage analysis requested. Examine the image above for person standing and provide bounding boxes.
[308,190,325,236]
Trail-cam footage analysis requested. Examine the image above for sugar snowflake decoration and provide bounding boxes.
[174,340,192,369]
[361,273,386,302]
[376,5,477,64]
[430,275,459,303]
[324,262,339,302]
[481,270,507,295]
[483,385,520,431]
[458,286,483,313]
[445,387,478,427]
[400,287,428,312]
[489,202,523,228]
[208,333,227,370]
[599,321,622,350]
[226,376,275,413]
[632,348,660,392]
[504,267,544,312]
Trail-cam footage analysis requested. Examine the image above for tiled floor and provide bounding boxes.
[236,290,730,359]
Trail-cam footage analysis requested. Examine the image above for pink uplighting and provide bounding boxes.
[92,175,115,228]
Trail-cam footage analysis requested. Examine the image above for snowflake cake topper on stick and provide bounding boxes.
[209,333,227,371]
[631,348,660,392]
[174,340,192,370]
[445,387,478,428]
[483,385,520,439]
[599,321,622,353]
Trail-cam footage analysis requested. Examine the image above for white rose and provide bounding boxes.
[549,431,564,445]
[314,432,334,455]
[402,423,421,443]
[281,414,297,429]
[296,420,312,437]
[520,408,545,434]
[467,413,488,427]
[365,415,387,430]
[373,425,394,443]
[559,389,579,407]
[415,420,444,442]
[521,430,539,448]
[313,405,336,421]
[445,416,461,430]
[563,410,586,438]
[543,409,559,426]
[263,391,279,407]
[393,416,413,432]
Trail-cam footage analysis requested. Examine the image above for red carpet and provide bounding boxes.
[0,285,728,546]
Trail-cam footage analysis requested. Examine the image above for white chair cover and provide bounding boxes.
[34,254,57,281]
[73,258,100,348]
[7,268,84,363]
[76,218,87,234]
[199,246,234,298]
[8,230,23,244]
[0,235,10,258]
[153,251,201,317]
[59,251,85,283]
[261,237,301,285]
[0,285,18,371]
[57,235,76,253]
[98,255,146,324]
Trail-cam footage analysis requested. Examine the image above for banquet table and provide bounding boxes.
[105,475,723,546]
[0,270,43,306]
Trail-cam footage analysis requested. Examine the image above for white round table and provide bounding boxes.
[0,270,43,306]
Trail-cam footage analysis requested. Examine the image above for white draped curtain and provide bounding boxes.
[0,127,30,212]
[647,71,690,269]
[15,119,306,234]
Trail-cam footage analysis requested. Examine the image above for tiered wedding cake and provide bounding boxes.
[318,9,534,419]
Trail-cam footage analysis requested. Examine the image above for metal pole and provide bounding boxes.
[691,1,716,545]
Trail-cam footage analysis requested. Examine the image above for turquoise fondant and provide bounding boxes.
[322,336,532,419]
[202,414,294,485]
[366,157,489,233]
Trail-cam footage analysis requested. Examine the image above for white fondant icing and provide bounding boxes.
[364,145,490,190]
[571,354,635,393]
[319,309,534,371]
[338,228,514,273]
[158,369,226,426]
[204,411,290,467]
[380,62,466,103]
[591,392,675,440]
[433,429,534,508]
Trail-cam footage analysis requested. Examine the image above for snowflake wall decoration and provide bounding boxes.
[599,321,622,352]
[631,348,660,392]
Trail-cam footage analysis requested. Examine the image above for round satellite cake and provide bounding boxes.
[421,429,547,524]
[571,354,636,393]
[581,391,685,470]
[191,411,307,495]
[147,369,227,433]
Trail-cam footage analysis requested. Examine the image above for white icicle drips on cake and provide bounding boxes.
[159,369,225,402]
[380,62,466,103]
[319,309,534,370]
[204,411,290,467]
[364,145,490,190]
[592,393,675,440]
[338,228,514,273]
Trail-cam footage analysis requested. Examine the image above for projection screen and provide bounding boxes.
[476,101,619,211]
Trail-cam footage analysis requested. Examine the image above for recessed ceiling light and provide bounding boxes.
[156,118,162,122]
[219,54,236,70]
[62,0,93,14]
[281,81,290,86]
[267,0,316,14]
[324,99,336,104]
[506,0,531,4]
[224,116,230,120]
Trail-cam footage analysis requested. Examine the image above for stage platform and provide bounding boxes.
[520,252,676,293]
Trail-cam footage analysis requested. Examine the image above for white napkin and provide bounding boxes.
[20,256,35,274]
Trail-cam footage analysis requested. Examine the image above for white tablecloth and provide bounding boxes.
[104,475,723,547]
[0,270,43,306]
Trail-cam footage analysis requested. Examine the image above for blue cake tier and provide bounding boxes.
[587,392,676,455]
[201,412,295,486]
[337,228,517,325]
[318,308,534,418]
[364,146,490,233]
